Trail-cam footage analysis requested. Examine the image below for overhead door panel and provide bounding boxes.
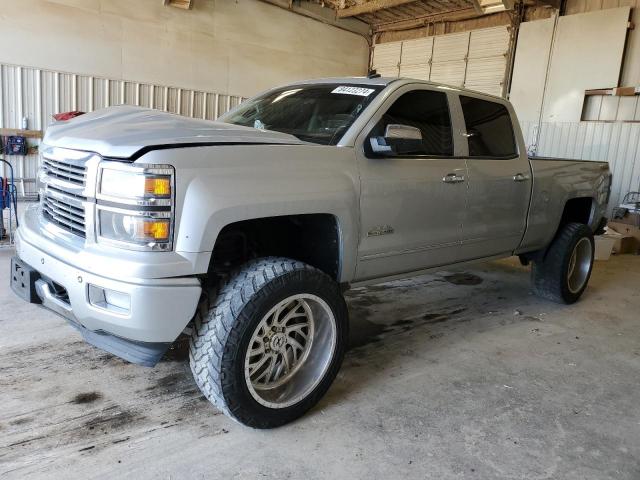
[465,56,507,96]
[431,32,470,87]
[430,60,466,87]
[399,63,430,81]
[432,32,470,61]
[399,37,432,80]
[372,27,511,95]
[372,41,401,77]
[465,26,510,96]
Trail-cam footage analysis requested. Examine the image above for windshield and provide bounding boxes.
[220,84,384,145]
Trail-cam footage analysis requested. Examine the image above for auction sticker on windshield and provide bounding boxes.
[332,86,376,97]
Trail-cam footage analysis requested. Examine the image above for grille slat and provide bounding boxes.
[42,194,86,237]
[40,152,89,238]
[42,157,87,186]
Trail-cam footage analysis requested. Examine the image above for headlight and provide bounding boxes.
[99,165,173,206]
[99,209,171,245]
[97,163,175,251]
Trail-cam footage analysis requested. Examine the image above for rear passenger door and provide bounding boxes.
[454,94,531,260]
[354,86,467,281]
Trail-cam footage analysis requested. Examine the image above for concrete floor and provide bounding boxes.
[1,248,639,480]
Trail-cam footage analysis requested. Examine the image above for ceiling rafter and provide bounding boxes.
[337,0,421,18]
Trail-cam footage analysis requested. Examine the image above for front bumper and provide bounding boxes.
[12,218,202,366]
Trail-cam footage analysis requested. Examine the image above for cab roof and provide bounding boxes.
[284,76,505,101]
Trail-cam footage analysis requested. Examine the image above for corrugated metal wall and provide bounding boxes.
[522,120,640,213]
[0,62,245,197]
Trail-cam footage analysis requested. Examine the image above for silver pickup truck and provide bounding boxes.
[11,77,611,428]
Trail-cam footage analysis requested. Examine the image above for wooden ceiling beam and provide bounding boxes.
[372,6,480,31]
[534,0,561,8]
[337,0,421,18]
[163,0,193,9]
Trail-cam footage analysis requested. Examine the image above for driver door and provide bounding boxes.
[354,86,467,281]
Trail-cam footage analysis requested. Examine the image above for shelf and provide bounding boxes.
[0,128,43,139]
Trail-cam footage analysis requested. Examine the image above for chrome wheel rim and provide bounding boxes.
[567,237,593,294]
[244,294,337,409]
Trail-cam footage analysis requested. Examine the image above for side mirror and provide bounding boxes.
[369,124,423,156]
[385,124,422,141]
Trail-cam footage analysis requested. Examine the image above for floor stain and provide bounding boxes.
[347,307,468,351]
[442,273,484,286]
[83,408,141,433]
[71,392,102,405]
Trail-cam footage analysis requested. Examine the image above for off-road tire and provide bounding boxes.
[531,222,594,304]
[189,257,348,428]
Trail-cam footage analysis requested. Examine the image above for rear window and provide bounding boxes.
[459,96,517,158]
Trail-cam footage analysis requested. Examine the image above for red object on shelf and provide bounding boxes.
[52,111,86,121]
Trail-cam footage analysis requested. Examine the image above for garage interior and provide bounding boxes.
[1,0,639,478]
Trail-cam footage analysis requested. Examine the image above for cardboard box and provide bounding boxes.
[610,211,640,228]
[595,235,616,260]
[607,222,640,254]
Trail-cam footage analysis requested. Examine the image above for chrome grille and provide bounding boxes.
[42,157,87,186]
[42,193,86,237]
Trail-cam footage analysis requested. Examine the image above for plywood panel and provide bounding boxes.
[509,17,555,123]
[542,7,630,122]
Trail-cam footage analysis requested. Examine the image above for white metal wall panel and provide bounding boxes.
[521,120,640,213]
[0,62,245,197]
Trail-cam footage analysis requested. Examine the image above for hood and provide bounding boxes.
[43,106,306,159]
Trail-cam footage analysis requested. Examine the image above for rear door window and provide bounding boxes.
[459,96,517,158]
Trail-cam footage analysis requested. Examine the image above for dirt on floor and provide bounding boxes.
[1,249,639,479]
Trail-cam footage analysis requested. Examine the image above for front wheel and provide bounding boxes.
[189,257,348,428]
[531,222,595,304]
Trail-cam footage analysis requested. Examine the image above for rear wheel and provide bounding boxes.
[531,222,595,304]
[189,257,348,428]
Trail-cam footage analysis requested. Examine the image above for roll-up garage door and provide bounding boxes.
[430,31,470,87]
[372,41,402,78]
[399,37,433,81]
[372,26,511,97]
[465,26,510,97]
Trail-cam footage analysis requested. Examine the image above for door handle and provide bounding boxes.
[513,173,530,182]
[443,173,465,184]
